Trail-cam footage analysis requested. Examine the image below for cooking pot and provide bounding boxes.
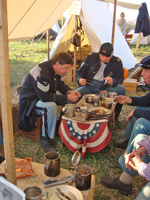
[83,94,95,104]
[108,92,117,98]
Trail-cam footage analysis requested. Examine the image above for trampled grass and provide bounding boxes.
[1,40,150,199]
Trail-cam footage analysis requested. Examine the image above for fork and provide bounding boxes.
[56,187,71,200]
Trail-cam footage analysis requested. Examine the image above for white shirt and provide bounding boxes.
[93,61,107,81]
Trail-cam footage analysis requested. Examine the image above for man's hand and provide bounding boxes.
[128,149,143,171]
[124,146,146,171]
[114,95,132,104]
[79,78,87,86]
[104,77,113,85]
[67,91,81,103]
[126,110,134,123]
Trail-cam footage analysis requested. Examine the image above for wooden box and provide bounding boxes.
[20,116,42,142]
[123,78,137,92]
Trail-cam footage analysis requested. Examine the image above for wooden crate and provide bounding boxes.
[123,78,137,92]
[20,116,42,142]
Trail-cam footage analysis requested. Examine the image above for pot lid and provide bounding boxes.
[71,151,81,167]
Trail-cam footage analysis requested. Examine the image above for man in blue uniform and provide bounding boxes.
[19,52,81,152]
[75,42,125,120]
[101,56,150,198]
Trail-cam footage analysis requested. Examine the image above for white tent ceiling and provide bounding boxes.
[7,0,74,41]
[50,0,138,70]
[105,0,141,10]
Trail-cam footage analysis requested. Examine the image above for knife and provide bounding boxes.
[56,187,71,200]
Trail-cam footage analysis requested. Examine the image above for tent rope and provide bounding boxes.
[8,0,37,36]
[32,0,63,38]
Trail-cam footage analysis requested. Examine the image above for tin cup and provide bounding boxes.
[69,165,92,190]
[44,152,60,177]
[24,186,48,200]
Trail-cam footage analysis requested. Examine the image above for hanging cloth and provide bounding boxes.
[135,3,150,37]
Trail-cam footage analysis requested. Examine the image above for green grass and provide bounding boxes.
[1,40,150,199]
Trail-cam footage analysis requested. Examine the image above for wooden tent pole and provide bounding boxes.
[46,29,50,60]
[111,0,117,46]
[135,32,142,54]
[73,15,78,82]
[0,0,16,184]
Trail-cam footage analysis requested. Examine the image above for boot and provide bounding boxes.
[116,139,129,149]
[40,136,56,152]
[101,177,132,195]
[115,103,123,121]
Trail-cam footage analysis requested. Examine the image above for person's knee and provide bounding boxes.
[46,102,58,114]
[116,84,125,95]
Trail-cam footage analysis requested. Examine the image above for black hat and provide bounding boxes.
[140,56,150,69]
[99,42,113,57]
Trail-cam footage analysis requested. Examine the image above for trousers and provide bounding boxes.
[35,101,58,139]
[75,79,125,96]
[118,106,150,199]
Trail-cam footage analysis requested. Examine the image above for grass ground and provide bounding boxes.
[0,40,150,199]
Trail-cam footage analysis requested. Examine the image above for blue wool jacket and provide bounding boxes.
[75,53,124,86]
[129,92,150,121]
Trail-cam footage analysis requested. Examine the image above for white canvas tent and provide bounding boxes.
[131,33,150,45]
[7,0,74,41]
[49,0,138,70]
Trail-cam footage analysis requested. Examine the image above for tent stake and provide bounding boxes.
[73,15,78,82]
[46,29,50,60]
[111,0,117,46]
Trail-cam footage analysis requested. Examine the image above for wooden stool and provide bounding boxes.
[20,116,42,142]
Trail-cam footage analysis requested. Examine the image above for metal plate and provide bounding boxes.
[88,107,111,115]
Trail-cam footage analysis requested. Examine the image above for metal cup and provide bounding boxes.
[44,152,60,177]
[24,186,48,200]
[69,165,92,190]
[62,104,75,117]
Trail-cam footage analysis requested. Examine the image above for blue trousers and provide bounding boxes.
[118,106,150,199]
[75,79,125,96]
[35,101,58,139]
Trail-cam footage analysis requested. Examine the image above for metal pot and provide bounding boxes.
[83,94,95,104]
[108,92,117,98]
[99,91,108,101]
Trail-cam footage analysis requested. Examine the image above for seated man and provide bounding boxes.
[19,52,81,152]
[101,134,150,198]
[75,42,125,120]
[101,56,150,197]
[115,56,150,149]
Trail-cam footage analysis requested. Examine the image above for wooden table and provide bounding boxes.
[0,161,95,200]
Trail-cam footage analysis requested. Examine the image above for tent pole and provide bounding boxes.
[73,15,78,82]
[0,0,16,184]
[46,29,50,60]
[135,32,142,54]
[111,0,117,46]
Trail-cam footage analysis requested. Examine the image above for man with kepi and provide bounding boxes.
[75,42,125,120]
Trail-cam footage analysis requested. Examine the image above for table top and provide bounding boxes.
[0,161,95,200]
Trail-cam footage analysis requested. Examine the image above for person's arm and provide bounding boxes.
[107,57,124,86]
[75,54,92,85]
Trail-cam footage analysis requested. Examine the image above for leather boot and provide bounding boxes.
[40,136,56,152]
[101,177,132,195]
[116,139,129,149]
[115,103,123,121]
